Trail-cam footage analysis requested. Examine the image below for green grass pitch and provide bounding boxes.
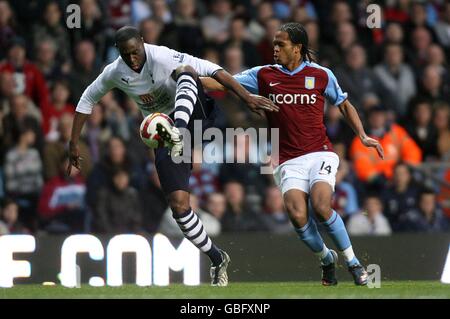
[0,281,449,299]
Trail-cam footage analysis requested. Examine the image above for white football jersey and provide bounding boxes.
[76,43,223,117]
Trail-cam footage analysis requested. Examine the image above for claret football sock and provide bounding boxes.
[295,217,333,265]
[174,72,198,128]
[173,208,223,266]
[321,210,360,267]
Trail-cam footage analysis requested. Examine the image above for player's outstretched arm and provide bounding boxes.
[211,70,279,115]
[338,99,384,159]
[67,111,89,176]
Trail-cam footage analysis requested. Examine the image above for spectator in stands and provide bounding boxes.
[38,155,87,234]
[0,0,18,60]
[334,22,358,65]
[303,20,338,68]
[322,0,353,45]
[407,27,433,73]
[35,38,65,84]
[221,181,267,232]
[405,98,439,160]
[205,192,227,222]
[404,1,437,41]
[381,163,419,231]
[0,37,50,108]
[32,1,70,67]
[347,195,392,236]
[0,71,15,113]
[0,198,29,234]
[334,44,377,113]
[80,104,112,164]
[149,0,173,25]
[222,16,260,68]
[434,102,450,159]
[99,91,131,141]
[86,136,144,210]
[1,94,43,157]
[223,45,247,75]
[107,0,132,30]
[399,189,449,232]
[43,113,92,180]
[260,186,291,234]
[434,1,450,47]
[201,0,233,45]
[4,127,43,232]
[373,43,417,118]
[256,17,281,65]
[416,65,450,103]
[325,105,354,150]
[139,17,163,45]
[349,105,422,185]
[171,0,205,56]
[70,0,107,62]
[373,22,405,64]
[219,133,271,197]
[68,40,101,104]
[426,44,448,75]
[248,1,274,44]
[189,148,219,207]
[41,79,75,141]
[93,168,144,234]
[139,165,167,233]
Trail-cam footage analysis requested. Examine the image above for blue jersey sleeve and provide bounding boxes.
[323,68,348,106]
[233,66,265,95]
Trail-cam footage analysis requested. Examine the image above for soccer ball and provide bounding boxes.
[139,113,174,149]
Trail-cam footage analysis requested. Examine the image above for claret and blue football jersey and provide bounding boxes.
[234,61,348,165]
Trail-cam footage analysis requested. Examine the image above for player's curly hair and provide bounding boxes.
[279,22,316,62]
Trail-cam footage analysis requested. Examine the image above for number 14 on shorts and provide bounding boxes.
[319,161,332,175]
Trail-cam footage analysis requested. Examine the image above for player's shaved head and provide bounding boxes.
[115,26,142,45]
[115,26,146,72]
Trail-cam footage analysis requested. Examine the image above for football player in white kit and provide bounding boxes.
[66,26,278,286]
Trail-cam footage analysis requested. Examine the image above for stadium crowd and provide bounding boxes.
[0,0,449,236]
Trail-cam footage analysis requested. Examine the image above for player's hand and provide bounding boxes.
[67,141,83,176]
[361,135,384,159]
[245,94,279,116]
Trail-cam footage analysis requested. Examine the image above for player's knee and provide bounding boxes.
[285,201,308,227]
[311,198,331,218]
[167,192,190,215]
[175,65,198,80]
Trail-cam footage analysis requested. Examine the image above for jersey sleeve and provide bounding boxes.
[157,46,223,77]
[76,64,115,114]
[323,67,348,106]
[233,66,264,95]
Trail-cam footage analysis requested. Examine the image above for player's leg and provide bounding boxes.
[280,178,338,286]
[167,190,225,264]
[158,65,200,156]
[154,147,230,286]
[309,153,368,285]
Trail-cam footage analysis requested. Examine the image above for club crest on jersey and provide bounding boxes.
[139,93,154,105]
[305,77,315,90]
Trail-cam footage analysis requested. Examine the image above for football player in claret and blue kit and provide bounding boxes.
[66,26,278,286]
[202,22,385,286]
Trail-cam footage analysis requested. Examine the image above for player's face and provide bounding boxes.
[117,37,146,72]
[273,31,300,67]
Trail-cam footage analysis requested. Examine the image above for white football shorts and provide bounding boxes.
[272,151,340,195]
